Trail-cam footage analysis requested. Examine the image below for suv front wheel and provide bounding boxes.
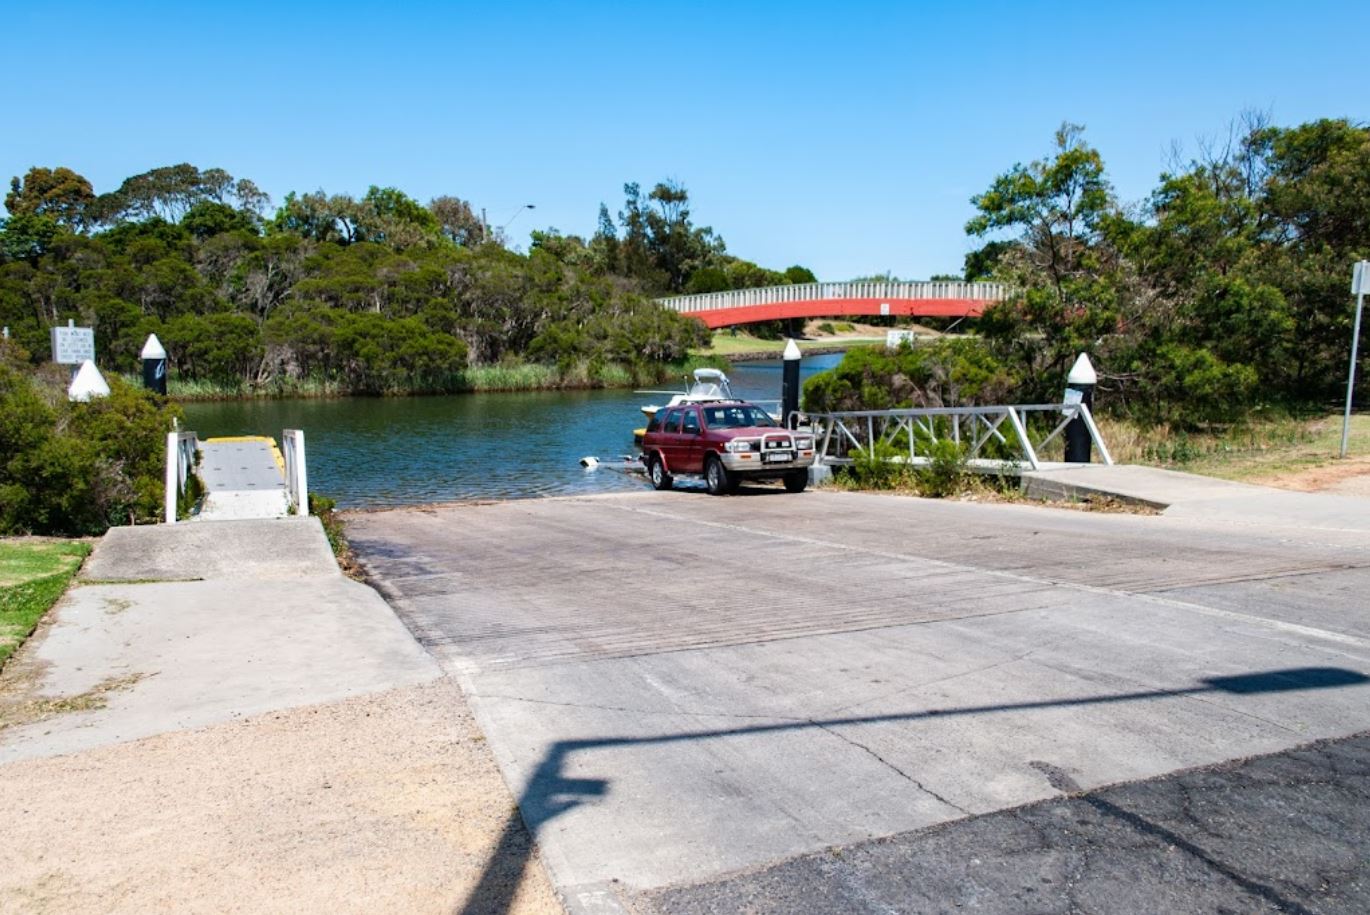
[705,455,732,496]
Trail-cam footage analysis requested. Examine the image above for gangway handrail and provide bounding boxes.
[164,430,199,523]
[802,403,1113,472]
[282,429,309,515]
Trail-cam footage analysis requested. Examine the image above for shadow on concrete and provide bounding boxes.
[456,666,1367,914]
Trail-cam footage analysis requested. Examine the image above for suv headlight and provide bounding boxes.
[795,437,814,450]
[725,440,757,453]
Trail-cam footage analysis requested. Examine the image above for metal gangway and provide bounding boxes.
[165,429,309,522]
[804,403,1113,473]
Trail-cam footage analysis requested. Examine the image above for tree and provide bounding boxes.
[98,164,269,226]
[6,167,95,231]
[966,123,1136,399]
[0,213,62,262]
[429,195,485,246]
[182,200,260,240]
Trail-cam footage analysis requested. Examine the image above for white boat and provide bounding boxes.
[636,368,737,419]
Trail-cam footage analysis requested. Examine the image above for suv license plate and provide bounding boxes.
[764,451,794,463]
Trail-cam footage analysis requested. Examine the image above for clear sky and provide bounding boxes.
[6,1,1367,280]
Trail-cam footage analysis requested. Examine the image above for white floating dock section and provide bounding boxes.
[198,437,291,520]
[165,430,309,523]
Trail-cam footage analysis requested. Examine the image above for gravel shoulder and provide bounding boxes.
[0,679,560,915]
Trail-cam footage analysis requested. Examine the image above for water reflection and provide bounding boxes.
[183,354,843,508]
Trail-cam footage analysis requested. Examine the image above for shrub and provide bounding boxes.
[916,439,968,497]
[0,354,180,535]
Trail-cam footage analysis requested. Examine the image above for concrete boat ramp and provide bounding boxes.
[346,482,1370,913]
[5,465,1369,913]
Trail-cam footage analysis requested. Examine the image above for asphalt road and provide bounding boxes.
[346,488,1370,913]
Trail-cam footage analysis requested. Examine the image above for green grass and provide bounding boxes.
[0,539,91,668]
[702,331,884,357]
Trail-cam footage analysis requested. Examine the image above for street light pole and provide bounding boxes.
[499,204,535,238]
[1342,260,1369,458]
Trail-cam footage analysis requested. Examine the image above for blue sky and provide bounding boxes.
[6,1,1367,280]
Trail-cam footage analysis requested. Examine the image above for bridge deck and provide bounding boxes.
[196,437,290,521]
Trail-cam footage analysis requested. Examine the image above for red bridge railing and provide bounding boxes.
[658,281,1009,328]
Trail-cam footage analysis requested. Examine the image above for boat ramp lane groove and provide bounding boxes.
[344,488,1370,912]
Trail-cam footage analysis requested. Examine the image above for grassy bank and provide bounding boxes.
[704,330,886,358]
[1098,413,1370,483]
[0,539,91,668]
[124,356,730,401]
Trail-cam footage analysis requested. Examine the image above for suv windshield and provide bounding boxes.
[703,404,776,429]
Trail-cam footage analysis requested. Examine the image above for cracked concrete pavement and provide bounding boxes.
[632,732,1370,914]
[346,488,1370,912]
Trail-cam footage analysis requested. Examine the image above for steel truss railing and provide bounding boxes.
[803,403,1113,472]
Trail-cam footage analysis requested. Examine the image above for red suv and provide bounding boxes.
[641,401,816,495]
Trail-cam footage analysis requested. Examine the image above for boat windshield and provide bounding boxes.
[702,404,776,429]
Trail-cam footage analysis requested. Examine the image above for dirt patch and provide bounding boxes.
[1249,457,1370,494]
[0,672,146,734]
[0,679,561,915]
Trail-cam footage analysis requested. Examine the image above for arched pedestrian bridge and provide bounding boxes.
[658,281,1009,329]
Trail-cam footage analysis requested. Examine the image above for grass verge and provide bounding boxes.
[0,539,92,669]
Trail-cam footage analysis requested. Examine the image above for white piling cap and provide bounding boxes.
[783,338,802,361]
[141,333,167,360]
[68,360,111,402]
[1067,353,1097,385]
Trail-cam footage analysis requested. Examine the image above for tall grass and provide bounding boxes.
[1093,413,1370,480]
[123,354,733,401]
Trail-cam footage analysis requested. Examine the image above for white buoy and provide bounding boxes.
[579,456,600,469]
[68,359,111,402]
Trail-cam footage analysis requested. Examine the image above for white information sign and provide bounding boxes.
[886,329,915,349]
[1353,260,1370,295]
[51,324,96,365]
[879,302,891,317]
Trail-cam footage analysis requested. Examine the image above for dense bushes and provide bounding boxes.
[0,344,178,535]
[965,118,1370,426]
[2,167,831,396]
[803,338,1016,413]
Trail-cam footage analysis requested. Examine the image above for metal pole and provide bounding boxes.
[781,339,801,429]
[1343,288,1365,459]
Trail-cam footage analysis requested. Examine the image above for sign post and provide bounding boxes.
[1342,260,1369,458]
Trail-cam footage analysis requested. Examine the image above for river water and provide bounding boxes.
[182,354,843,508]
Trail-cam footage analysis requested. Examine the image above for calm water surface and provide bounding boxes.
[182,355,842,508]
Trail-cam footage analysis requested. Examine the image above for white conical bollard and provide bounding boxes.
[68,359,111,402]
